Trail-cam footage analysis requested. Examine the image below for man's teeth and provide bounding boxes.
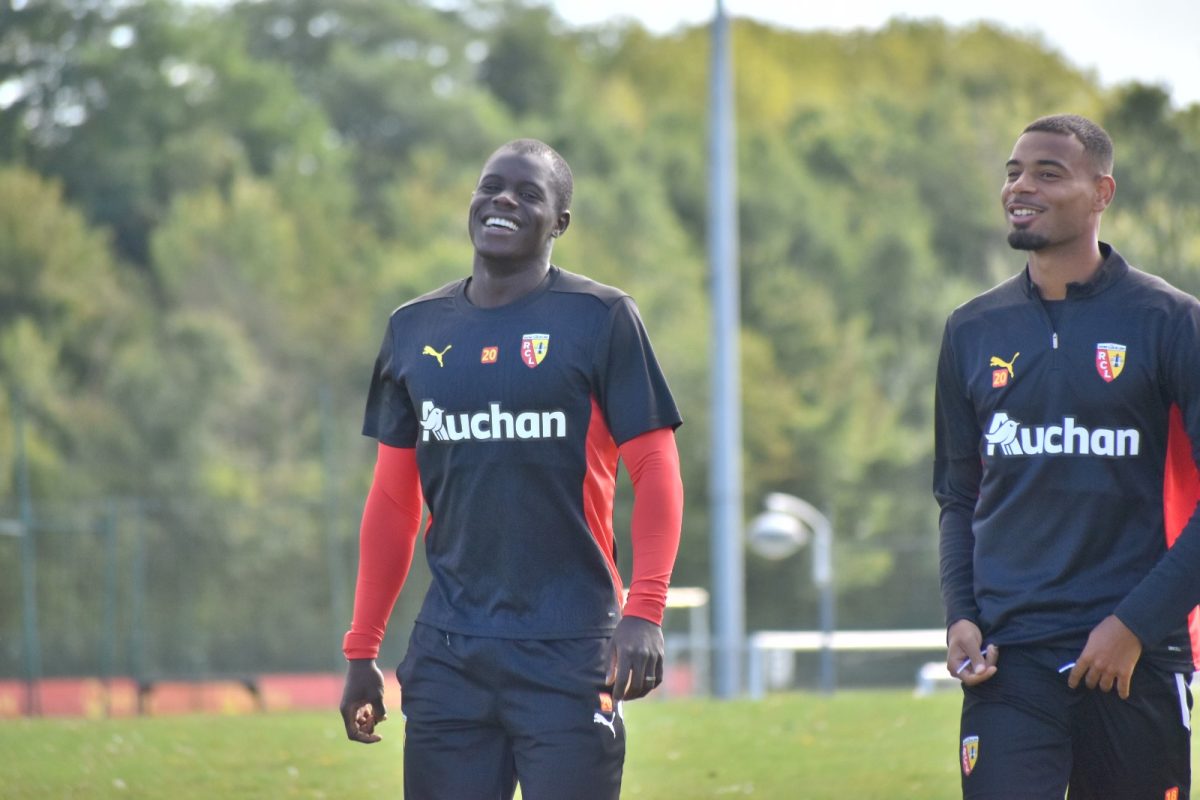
[1012,209,1037,216]
[485,217,518,230]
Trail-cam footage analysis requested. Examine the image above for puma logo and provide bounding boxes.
[593,711,617,738]
[989,352,1019,378]
[422,344,452,368]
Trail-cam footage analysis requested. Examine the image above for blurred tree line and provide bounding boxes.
[2,0,1199,677]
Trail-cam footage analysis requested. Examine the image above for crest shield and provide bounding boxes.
[1095,343,1126,382]
[521,333,550,368]
[961,735,979,776]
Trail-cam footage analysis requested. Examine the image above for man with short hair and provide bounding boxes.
[935,114,1199,798]
[338,138,684,800]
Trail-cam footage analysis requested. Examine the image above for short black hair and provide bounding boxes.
[493,138,573,215]
[1023,114,1114,175]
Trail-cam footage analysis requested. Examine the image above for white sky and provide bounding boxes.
[547,0,1200,108]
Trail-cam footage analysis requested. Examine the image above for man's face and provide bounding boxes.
[468,150,567,262]
[1001,131,1107,252]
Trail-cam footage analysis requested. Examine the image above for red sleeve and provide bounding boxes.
[341,443,423,660]
[1163,404,1200,669]
[617,427,684,625]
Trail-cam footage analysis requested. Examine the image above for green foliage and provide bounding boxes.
[477,2,572,117]
[3,0,1200,673]
[0,166,143,499]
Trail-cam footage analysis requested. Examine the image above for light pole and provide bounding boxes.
[708,0,743,699]
[748,492,837,693]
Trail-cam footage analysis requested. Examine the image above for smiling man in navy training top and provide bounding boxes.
[337,139,684,800]
[935,114,1199,799]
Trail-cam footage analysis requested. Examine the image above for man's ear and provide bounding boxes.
[1094,174,1116,212]
[553,210,571,238]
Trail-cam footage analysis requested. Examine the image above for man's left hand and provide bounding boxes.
[1067,614,1143,699]
[605,616,664,702]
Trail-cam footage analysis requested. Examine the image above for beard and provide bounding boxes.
[1007,229,1050,251]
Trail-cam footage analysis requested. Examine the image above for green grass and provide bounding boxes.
[0,690,959,799]
[2,689,1192,798]
[621,690,963,798]
[0,708,400,799]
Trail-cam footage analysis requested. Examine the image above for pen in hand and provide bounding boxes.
[956,643,994,676]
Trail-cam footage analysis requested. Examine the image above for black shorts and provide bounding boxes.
[959,645,1192,800]
[396,622,624,800]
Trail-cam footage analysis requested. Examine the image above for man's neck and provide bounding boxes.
[467,258,551,308]
[1027,240,1104,300]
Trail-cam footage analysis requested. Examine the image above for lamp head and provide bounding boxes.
[747,509,808,560]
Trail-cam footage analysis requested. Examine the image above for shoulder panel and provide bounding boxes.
[394,279,464,316]
[549,266,629,308]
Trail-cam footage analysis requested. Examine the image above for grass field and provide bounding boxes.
[0,689,1194,798]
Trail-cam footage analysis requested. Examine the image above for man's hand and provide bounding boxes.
[604,616,664,702]
[1067,615,1143,699]
[339,658,388,743]
[946,619,999,686]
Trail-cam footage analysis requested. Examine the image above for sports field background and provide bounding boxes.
[0,690,963,799]
[3,689,1196,799]
[5,6,1200,799]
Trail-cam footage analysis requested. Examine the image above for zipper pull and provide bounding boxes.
[1052,332,1059,349]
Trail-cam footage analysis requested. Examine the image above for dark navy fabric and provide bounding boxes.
[958,645,1191,799]
[398,622,624,800]
[935,244,1200,672]
[363,266,681,640]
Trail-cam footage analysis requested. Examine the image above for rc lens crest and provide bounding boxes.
[961,735,979,776]
[1095,343,1126,383]
[521,333,550,368]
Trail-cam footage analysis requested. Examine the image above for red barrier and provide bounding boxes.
[0,678,139,718]
[0,672,400,718]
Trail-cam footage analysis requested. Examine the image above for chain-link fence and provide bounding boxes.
[0,497,371,682]
[1,495,943,709]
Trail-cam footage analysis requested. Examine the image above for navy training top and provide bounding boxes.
[934,243,1200,671]
[363,266,682,640]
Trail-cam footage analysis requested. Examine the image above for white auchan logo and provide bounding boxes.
[984,412,1140,457]
[420,400,567,442]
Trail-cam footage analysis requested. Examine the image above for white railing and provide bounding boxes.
[747,628,947,698]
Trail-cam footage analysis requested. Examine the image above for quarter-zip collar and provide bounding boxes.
[1020,241,1128,300]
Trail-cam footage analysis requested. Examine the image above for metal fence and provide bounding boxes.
[0,497,362,684]
[1,495,944,708]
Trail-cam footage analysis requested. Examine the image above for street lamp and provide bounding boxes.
[707,0,743,701]
[747,492,836,693]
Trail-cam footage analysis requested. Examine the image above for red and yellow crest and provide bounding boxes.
[1095,343,1126,383]
[961,735,979,776]
[598,692,613,714]
[521,333,550,368]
